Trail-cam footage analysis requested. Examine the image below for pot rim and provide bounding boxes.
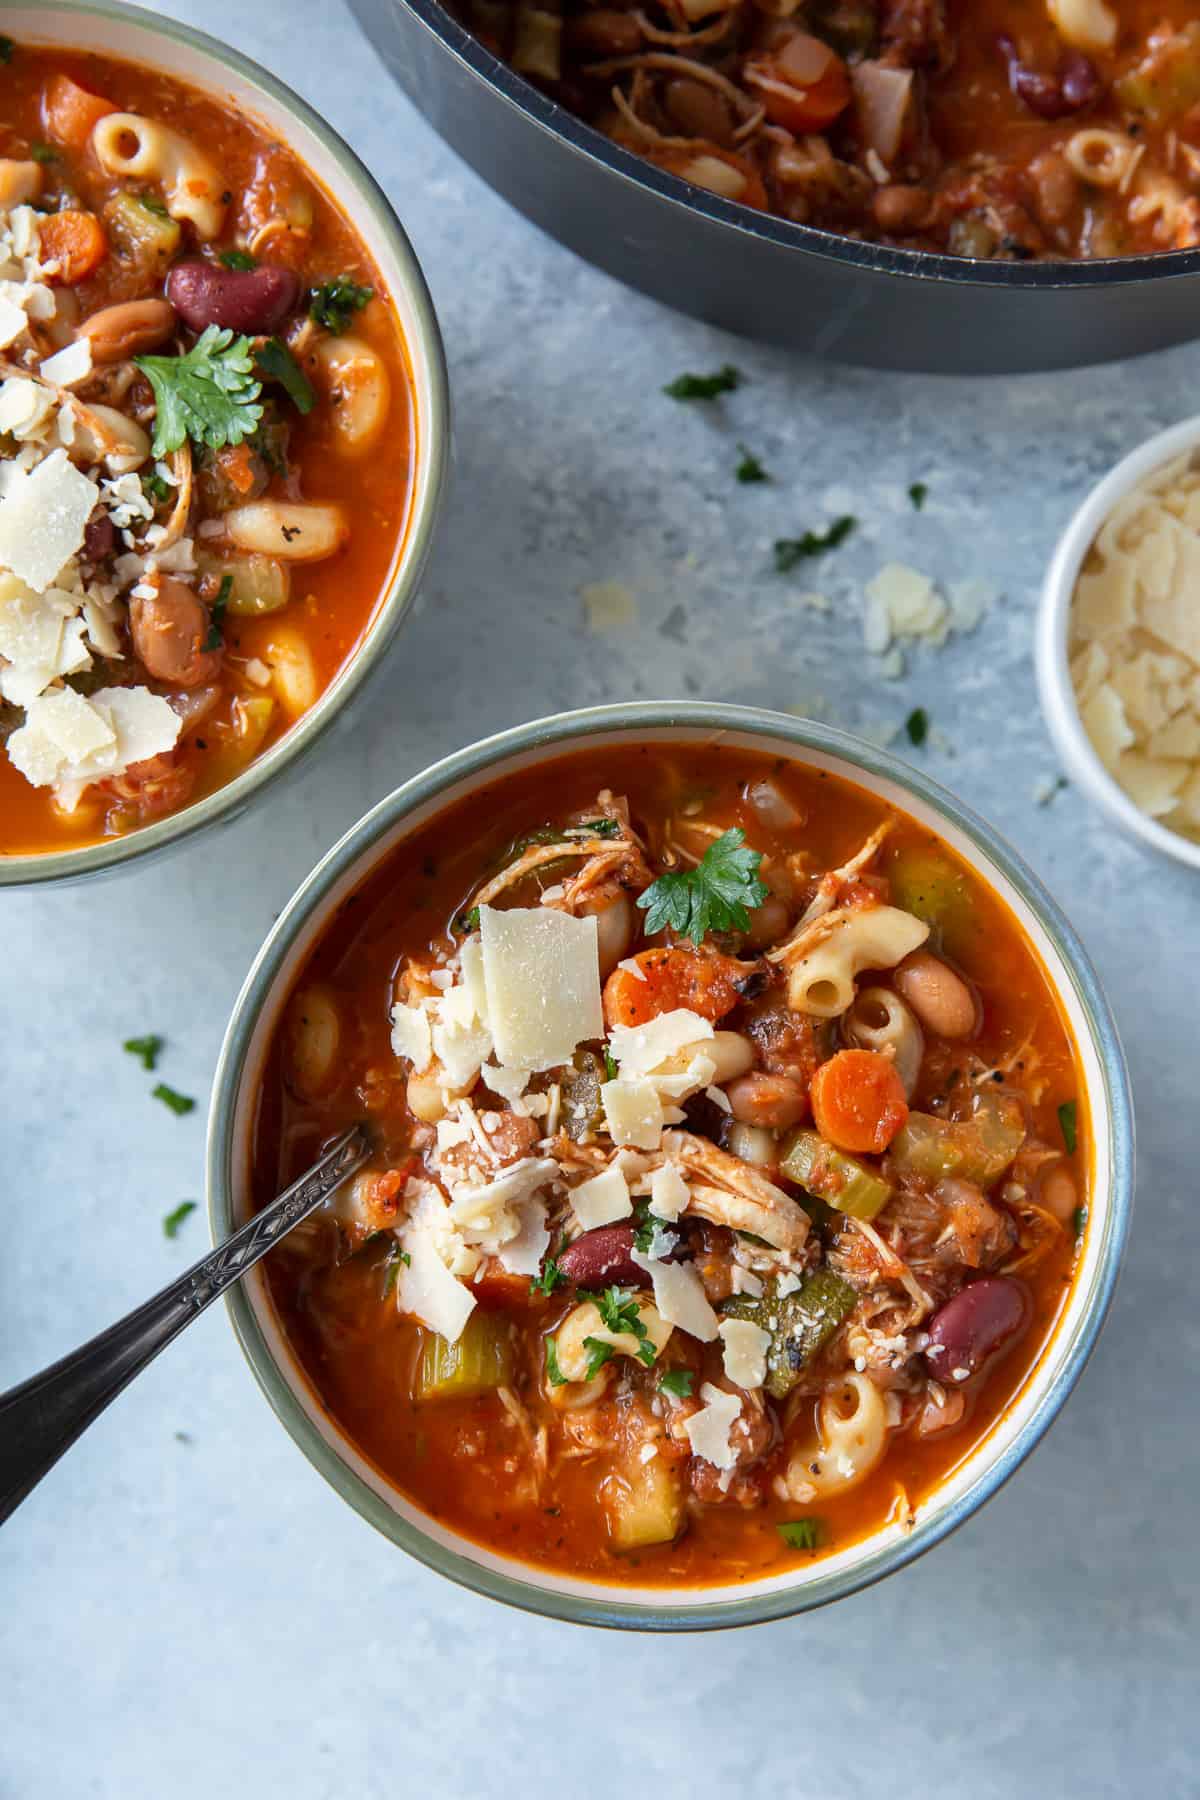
[0,0,451,888]
[207,701,1134,1632]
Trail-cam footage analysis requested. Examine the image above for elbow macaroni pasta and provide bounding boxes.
[1063,129,1140,190]
[784,905,929,1018]
[91,112,226,239]
[845,986,925,1097]
[786,1374,891,1500]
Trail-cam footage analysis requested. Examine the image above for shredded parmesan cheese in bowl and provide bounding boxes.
[1038,420,1200,871]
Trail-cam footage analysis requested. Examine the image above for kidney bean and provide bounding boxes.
[557,1221,680,1288]
[83,512,116,562]
[166,260,300,336]
[996,34,1100,121]
[129,576,222,689]
[925,1277,1029,1384]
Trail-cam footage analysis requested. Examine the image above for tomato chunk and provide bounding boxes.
[603,945,746,1028]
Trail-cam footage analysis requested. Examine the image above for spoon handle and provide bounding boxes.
[0,1127,368,1526]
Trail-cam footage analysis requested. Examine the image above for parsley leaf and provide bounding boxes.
[735,443,767,484]
[219,248,257,270]
[162,1200,197,1239]
[663,364,741,401]
[0,37,14,64]
[545,1337,568,1387]
[908,481,928,510]
[777,1518,824,1551]
[1058,1100,1078,1156]
[570,818,622,839]
[658,1368,694,1399]
[633,1205,671,1255]
[382,1245,411,1298]
[138,192,170,219]
[1072,1205,1088,1239]
[135,324,263,456]
[30,142,58,165]
[530,1250,566,1299]
[204,573,232,651]
[255,337,315,415]
[124,1033,163,1070]
[905,707,929,748]
[454,904,481,935]
[637,826,768,946]
[153,1082,196,1116]
[141,470,171,505]
[594,1286,642,1334]
[603,1045,618,1082]
[774,515,856,572]
[582,1336,616,1381]
[310,275,373,334]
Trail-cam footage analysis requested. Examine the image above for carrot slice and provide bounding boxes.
[810,1049,908,1155]
[602,945,746,1029]
[38,209,108,284]
[42,73,116,150]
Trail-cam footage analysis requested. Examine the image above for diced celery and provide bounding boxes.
[197,551,291,617]
[605,1448,684,1550]
[1115,24,1200,123]
[780,1129,892,1221]
[887,843,974,957]
[233,694,276,756]
[723,1269,857,1399]
[102,190,181,275]
[416,1312,513,1400]
[889,1089,1025,1187]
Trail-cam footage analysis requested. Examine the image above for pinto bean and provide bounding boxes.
[925,1277,1029,1384]
[725,1070,807,1130]
[872,183,933,233]
[166,259,300,335]
[565,9,642,55]
[78,297,175,363]
[894,950,978,1039]
[128,575,222,688]
[662,77,735,146]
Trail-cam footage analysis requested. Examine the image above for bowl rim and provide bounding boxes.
[207,700,1135,1632]
[1036,413,1200,874]
[0,0,451,888]
[388,0,1200,293]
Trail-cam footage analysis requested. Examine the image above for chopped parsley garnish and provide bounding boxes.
[545,1336,568,1387]
[455,904,481,935]
[255,337,315,415]
[309,274,374,334]
[219,248,258,270]
[908,481,929,510]
[1058,1100,1078,1156]
[583,1336,616,1381]
[603,1045,618,1082]
[633,1205,670,1255]
[637,826,768,946]
[570,818,622,839]
[153,1082,196,1116]
[774,515,856,572]
[124,1033,164,1070]
[135,324,263,456]
[663,364,741,401]
[30,143,58,165]
[0,37,14,63]
[1072,1205,1088,1239]
[530,1250,566,1299]
[735,443,768,484]
[382,1245,411,1298]
[658,1368,694,1399]
[138,192,170,219]
[204,573,233,651]
[141,470,171,505]
[163,1201,197,1240]
[587,1288,658,1368]
[905,707,929,748]
[777,1518,824,1551]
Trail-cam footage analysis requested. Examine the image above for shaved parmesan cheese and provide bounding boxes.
[776,1270,803,1297]
[608,1008,713,1078]
[0,295,27,349]
[0,376,55,440]
[719,1318,770,1390]
[479,904,602,1071]
[0,447,97,591]
[431,1007,493,1091]
[40,337,93,388]
[649,1161,689,1222]
[480,1062,532,1106]
[601,1076,664,1150]
[390,1002,432,1072]
[682,1382,742,1469]
[395,1227,476,1343]
[571,1162,632,1228]
[632,1248,719,1342]
[495,1198,551,1277]
[6,683,178,794]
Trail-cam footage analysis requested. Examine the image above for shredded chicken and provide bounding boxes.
[659,1129,810,1251]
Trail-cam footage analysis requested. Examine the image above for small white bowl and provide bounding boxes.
[1037,416,1200,875]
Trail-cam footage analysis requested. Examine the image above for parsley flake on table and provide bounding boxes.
[309,275,374,334]
[735,443,768,483]
[163,1201,197,1240]
[1058,1100,1078,1155]
[255,337,315,415]
[204,573,232,651]
[908,481,929,510]
[774,515,856,572]
[906,707,929,748]
[123,1033,164,1071]
[658,1368,694,1399]
[153,1082,196,1117]
[135,324,263,456]
[637,826,768,945]
[663,364,741,401]
[777,1518,824,1551]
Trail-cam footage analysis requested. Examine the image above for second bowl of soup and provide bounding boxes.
[209,703,1131,1628]
[0,2,449,884]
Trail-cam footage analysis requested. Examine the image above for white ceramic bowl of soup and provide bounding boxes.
[1037,416,1200,874]
[0,0,449,887]
[207,702,1134,1631]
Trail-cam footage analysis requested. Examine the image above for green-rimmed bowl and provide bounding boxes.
[208,703,1134,1631]
[0,0,449,888]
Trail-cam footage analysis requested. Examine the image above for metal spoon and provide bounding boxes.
[0,1125,369,1526]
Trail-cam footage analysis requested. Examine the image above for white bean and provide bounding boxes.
[310,334,391,457]
[225,500,348,562]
